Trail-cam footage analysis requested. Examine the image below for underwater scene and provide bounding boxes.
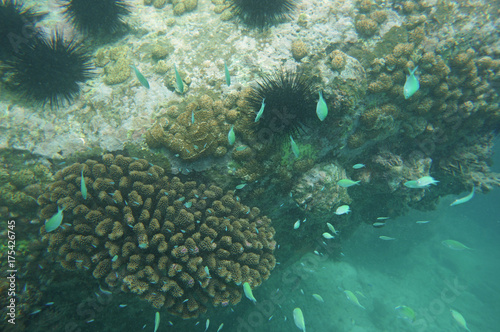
[1,0,499,331]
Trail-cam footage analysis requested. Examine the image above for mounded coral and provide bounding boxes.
[38,154,276,318]
[291,40,308,61]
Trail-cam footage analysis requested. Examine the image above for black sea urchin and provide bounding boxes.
[60,0,130,36]
[0,0,46,59]
[247,69,316,143]
[5,33,93,107]
[230,0,297,28]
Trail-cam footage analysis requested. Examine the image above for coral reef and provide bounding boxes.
[38,154,276,318]
[291,40,308,61]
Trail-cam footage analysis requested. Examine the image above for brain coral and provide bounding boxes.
[38,154,276,318]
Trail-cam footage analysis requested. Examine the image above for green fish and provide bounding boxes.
[224,61,231,87]
[191,111,195,124]
[174,64,184,94]
[45,206,65,233]
[337,179,360,188]
[450,187,475,206]
[243,282,257,303]
[235,184,246,190]
[344,290,365,309]
[450,309,471,332]
[442,240,472,251]
[80,169,87,200]
[290,135,300,158]
[293,308,306,332]
[154,311,160,332]
[352,163,365,169]
[395,305,416,323]
[316,91,328,121]
[228,125,235,145]
[129,65,150,89]
[403,66,419,99]
[254,98,266,122]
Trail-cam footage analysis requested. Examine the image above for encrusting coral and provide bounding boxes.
[38,154,276,318]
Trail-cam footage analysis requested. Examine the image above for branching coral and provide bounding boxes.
[39,154,276,318]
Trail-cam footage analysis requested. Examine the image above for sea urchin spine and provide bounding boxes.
[229,0,298,28]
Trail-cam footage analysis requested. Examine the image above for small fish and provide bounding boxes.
[235,146,247,151]
[335,205,351,215]
[228,125,235,145]
[376,217,390,220]
[217,323,224,332]
[112,255,118,262]
[119,304,127,308]
[205,319,210,332]
[290,135,300,158]
[254,98,266,122]
[442,240,472,251]
[45,206,65,232]
[416,176,439,187]
[174,64,184,94]
[395,305,416,323]
[81,169,87,199]
[322,232,335,239]
[352,163,365,169]
[130,65,150,89]
[312,294,324,302]
[224,61,231,87]
[294,220,301,229]
[326,222,338,235]
[316,91,328,121]
[184,201,192,208]
[154,312,160,332]
[450,309,471,332]
[404,66,419,99]
[45,302,54,306]
[243,282,257,303]
[450,187,475,206]
[404,180,422,189]
[344,290,365,309]
[30,309,41,315]
[379,236,396,241]
[337,179,360,188]
[372,222,386,228]
[86,319,94,323]
[416,220,430,224]
[293,308,306,332]
[235,184,246,190]
[191,111,195,124]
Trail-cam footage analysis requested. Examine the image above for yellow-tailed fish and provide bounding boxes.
[217,323,224,332]
[45,206,65,232]
[352,163,365,169]
[228,125,235,145]
[326,222,338,235]
[293,308,306,332]
[154,311,160,332]
[337,179,360,188]
[130,65,150,89]
[450,309,471,331]
[403,66,419,99]
[290,135,300,158]
[243,282,257,303]
[224,61,231,87]
[174,64,184,94]
[344,290,365,309]
[254,98,266,122]
[312,294,324,302]
[395,305,416,323]
[450,187,475,206]
[81,169,87,200]
[316,91,328,121]
[441,240,472,251]
[379,235,396,241]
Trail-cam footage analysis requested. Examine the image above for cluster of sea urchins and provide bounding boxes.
[246,69,316,142]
